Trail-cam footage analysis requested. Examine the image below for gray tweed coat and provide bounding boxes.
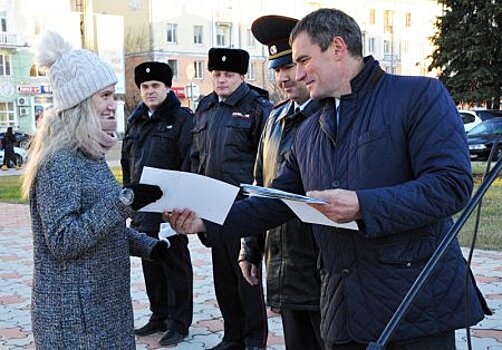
[29,148,158,349]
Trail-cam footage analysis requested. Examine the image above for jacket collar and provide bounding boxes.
[128,90,181,123]
[318,56,385,141]
[220,82,249,106]
[278,99,322,122]
[344,55,385,99]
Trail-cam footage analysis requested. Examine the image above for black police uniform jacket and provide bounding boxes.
[191,82,272,186]
[121,90,193,233]
[239,99,323,311]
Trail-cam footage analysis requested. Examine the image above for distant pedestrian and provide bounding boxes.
[1,127,17,169]
[22,31,166,349]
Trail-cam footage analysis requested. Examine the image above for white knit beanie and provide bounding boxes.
[36,31,118,112]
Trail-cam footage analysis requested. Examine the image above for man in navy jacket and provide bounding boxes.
[167,8,490,350]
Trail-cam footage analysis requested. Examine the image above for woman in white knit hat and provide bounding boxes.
[22,31,168,349]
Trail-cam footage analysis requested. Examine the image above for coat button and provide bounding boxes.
[332,180,339,187]
[406,262,412,267]
[342,269,350,275]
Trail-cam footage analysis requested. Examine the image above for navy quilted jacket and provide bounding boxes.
[206,56,489,343]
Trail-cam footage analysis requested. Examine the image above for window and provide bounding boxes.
[383,40,391,55]
[269,68,276,81]
[368,37,375,53]
[384,10,393,27]
[0,54,11,76]
[405,12,411,27]
[194,61,204,79]
[216,25,230,47]
[167,59,178,79]
[30,64,46,77]
[247,63,256,80]
[369,9,375,25]
[0,102,15,129]
[246,29,255,47]
[403,40,409,54]
[166,23,177,44]
[0,11,7,32]
[193,25,203,44]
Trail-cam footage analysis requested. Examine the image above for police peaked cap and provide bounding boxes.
[134,61,173,88]
[207,48,250,75]
[251,15,298,69]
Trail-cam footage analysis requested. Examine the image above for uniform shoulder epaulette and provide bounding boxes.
[179,106,194,116]
[253,95,272,108]
[195,94,214,113]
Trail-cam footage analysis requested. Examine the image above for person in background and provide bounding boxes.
[191,47,272,350]
[121,61,194,346]
[22,31,166,349]
[238,15,323,350]
[1,126,18,169]
[167,8,491,350]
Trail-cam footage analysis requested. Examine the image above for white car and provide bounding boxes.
[0,146,27,167]
[459,110,482,133]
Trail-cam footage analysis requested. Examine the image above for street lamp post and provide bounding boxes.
[186,64,195,109]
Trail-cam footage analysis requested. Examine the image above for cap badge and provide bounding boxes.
[270,45,278,55]
[146,68,151,73]
[222,55,227,62]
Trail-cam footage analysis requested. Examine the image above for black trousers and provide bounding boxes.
[281,308,323,350]
[142,233,193,333]
[324,330,455,350]
[212,236,268,347]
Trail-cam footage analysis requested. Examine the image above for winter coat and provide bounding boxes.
[205,56,490,343]
[121,90,193,233]
[30,148,158,349]
[239,99,323,310]
[191,82,272,247]
[191,82,272,186]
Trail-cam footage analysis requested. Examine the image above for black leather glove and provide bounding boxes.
[124,183,163,211]
[150,240,172,265]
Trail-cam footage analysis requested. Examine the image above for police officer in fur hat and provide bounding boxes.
[122,61,194,346]
[239,15,324,350]
[191,48,272,350]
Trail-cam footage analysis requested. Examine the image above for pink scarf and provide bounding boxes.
[99,118,118,152]
[81,118,118,159]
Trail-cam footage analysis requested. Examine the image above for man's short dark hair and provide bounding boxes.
[290,8,363,57]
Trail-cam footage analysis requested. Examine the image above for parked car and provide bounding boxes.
[467,118,502,161]
[459,109,502,133]
[0,146,27,167]
[0,130,31,149]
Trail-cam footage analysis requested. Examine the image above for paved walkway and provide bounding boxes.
[1,201,502,349]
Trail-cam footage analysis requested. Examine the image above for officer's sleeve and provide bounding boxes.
[239,235,265,266]
[177,109,194,172]
[120,124,131,186]
[253,120,269,186]
[251,98,273,149]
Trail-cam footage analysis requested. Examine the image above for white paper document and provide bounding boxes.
[139,167,240,225]
[281,199,359,230]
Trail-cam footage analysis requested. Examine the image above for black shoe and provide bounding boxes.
[134,320,167,336]
[246,347,266,350]
[158,329,188,346]
[210,340,245,350]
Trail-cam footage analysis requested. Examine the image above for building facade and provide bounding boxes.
[0,0,442,134]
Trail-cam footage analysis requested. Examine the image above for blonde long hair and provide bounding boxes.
[21,98,104,199]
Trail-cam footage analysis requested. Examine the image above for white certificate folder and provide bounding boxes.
[139,167,240,225]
